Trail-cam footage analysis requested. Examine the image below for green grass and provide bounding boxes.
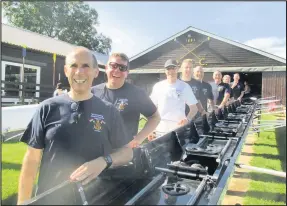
[2,142,27,202]
[243,114,286,205]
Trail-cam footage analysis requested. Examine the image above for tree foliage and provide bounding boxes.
[2,1,112,54]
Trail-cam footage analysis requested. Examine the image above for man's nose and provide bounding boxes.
[75,67,85,74]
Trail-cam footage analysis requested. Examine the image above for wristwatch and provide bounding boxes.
[103,155,113,170]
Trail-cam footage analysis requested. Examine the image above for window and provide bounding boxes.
[1,61,41,102]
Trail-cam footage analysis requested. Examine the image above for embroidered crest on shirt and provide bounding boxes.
[218,86,224,92]
[89,113,106,132]
[202,88,208,95]
[115,98,129,111]
[191,86,198,95]
[175,90,182,98]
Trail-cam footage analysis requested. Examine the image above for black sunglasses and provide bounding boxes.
[108,62,128,72]
[69,102,82,124]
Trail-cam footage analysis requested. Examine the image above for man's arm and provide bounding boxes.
[134,110,160,144]
[219,93,230,108]
[18,147,43,205]
[208,99,216,111]
[187,104,198,120]
[70,105,133,185]
[70,145,133,185]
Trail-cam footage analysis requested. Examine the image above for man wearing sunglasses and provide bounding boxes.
[17,47,133,205]
[91,53,160,148]
[150,59,198,136]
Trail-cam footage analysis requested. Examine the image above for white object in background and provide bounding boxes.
[2,104,39,133]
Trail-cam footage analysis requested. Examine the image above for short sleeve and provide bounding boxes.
[137,88,157,118]
[224,84,231,95]
[109,106,130,149]
[149,84,159,106]
[183,84,198,106]
[206,83,214,100]
[20,104,46,149]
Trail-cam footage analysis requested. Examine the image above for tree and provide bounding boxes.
[2,1,112,54]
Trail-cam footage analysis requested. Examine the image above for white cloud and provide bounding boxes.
[244,37,286,59]
[95,10,155,58]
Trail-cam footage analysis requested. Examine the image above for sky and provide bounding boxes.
[2,2,286,59]
[88,1,286,59]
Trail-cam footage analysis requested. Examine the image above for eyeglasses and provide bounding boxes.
[108,62,128,72]
[69,102,82,124]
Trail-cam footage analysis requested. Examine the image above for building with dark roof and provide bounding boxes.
[128,26,286,105]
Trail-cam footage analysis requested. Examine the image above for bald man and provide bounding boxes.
[231,73,245,101]
[210,70,231,109]
[193,66,215,112]
[18,47,133,205]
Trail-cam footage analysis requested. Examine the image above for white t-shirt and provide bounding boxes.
[150,79,198,134]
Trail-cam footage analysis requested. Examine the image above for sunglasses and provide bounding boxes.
[69,102,82,124]
[108,62,128,72]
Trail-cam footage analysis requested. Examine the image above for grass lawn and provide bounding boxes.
[2,141,27,204]
[242,114,286,205]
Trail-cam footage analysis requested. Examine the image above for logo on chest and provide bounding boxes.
[202,88,208,95]
[191,86,198,94]
[218,86,224,92]
[89,113,106,132]
[115,98,129,111]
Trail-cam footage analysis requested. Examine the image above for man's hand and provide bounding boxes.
[128,137,140,148]
[70,157,107,185]
[178,118,188,126]
[237,97,242,102]
[201,110,208,116]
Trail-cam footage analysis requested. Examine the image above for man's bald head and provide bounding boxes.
[65,47,98,69]
[193,66,204,81]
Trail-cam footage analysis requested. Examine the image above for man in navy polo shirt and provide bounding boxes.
[91,53,160,147]
[17,47,133,205]
[210,70,231,109]
[231,73,245,102]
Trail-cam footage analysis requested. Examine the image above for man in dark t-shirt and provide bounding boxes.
[17,48,133,205]
[91,53,160,147]
[192,66,214,112]
[210,70,231,109]
[230,73,245,101]
[180,59,209,118]
[223,74,234,105]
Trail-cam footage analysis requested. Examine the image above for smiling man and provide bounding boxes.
[17,47,133,205]
[91,53,160,148]
[150,59,198,136]
[210,70,231,109]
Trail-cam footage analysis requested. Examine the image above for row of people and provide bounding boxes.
[17,47,248,205]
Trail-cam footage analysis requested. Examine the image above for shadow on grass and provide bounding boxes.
[232,171,286,183]
[275,126,286,172]
[2,193,17,205]
[226,190,286,203]
[244,143,277,148]
[2,162,22,171]
[240,152,284,160]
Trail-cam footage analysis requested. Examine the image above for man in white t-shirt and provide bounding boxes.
[150,59,198,136]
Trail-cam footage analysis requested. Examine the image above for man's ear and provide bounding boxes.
[64,65,68,77]
[94,68,99,79]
